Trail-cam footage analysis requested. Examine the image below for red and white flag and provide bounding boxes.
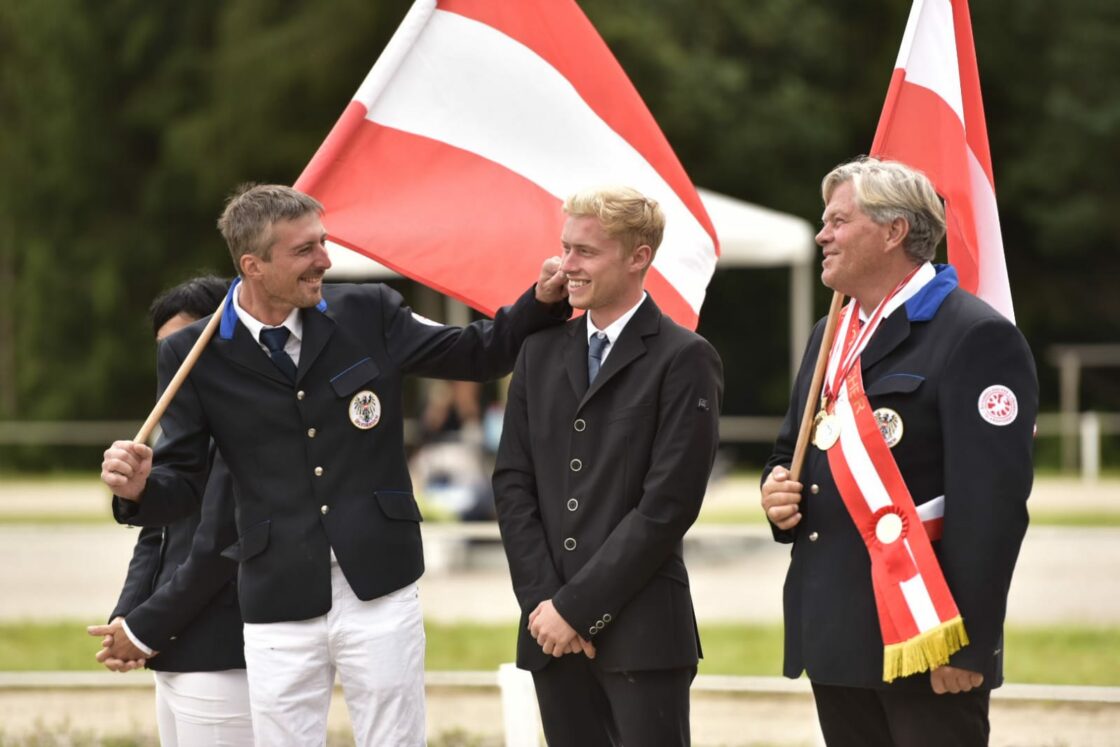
[295,0,717,329]
[870,0,1014,322]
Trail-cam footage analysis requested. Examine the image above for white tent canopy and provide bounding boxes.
[324,188,817,374]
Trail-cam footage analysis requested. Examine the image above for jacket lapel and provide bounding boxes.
[296,306,336,384]
[564,316,589,399]
[579,296,660,409]
[860,308,912,374]
[215,321,292,387]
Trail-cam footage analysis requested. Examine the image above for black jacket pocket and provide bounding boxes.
[865,373,924,396]
[375,491,423,522]
[220,519,271,561]
[330,358,380,397]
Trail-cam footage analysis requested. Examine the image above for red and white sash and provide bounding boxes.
[820,266,967,682]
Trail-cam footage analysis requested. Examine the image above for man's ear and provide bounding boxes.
[240,253,262,279]
[885,217,910,252]
[630,244,653,273]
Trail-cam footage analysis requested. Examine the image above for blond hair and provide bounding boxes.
[563,186,665,259]
[822,157,946,263]
[217,183,323,267]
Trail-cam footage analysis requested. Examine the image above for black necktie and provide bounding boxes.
[588,332,610,384]
[260,327,297,382]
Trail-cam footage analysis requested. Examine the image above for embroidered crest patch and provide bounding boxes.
[978,385,1018,426]
[873,407,904,448]
[349,390,381,430]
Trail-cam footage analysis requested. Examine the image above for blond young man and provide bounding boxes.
[494,186,723,746]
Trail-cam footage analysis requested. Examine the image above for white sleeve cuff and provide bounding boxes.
[120,618,155,656]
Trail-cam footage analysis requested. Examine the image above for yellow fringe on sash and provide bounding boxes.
[882,616,969,683]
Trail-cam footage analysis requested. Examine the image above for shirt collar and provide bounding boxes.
[231,281,303,345]
[220,277,327,341]
[586,292,647,345]
[857,262,937,323]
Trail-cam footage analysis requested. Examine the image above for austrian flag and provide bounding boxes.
[871,0,1014,322]
[296,0,718,329]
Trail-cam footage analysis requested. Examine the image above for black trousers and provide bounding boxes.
[531,654,694,746]
[811,681,991,747]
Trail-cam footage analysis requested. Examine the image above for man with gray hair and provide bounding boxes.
[101,183,571,745]
[761,157,1037,745]
[494,186,723,745]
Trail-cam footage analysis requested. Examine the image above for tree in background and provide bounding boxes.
[1,0,1116,469]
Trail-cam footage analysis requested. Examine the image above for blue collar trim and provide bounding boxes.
[219,278,241,340]
[904,264,958,322]
[218,277,328,340]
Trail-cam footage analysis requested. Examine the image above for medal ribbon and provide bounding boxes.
[826,363,967,683]
[821,264,925,409]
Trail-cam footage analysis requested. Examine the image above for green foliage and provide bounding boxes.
[1,0,1117,468]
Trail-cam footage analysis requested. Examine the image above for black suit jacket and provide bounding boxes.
[111,450,243,672]
[764,268,1037,691]
[493,296,723,672]
[117,282,567,624]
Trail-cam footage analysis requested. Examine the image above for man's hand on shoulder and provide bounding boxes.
[535,256,568,305]
[101,440,153,502]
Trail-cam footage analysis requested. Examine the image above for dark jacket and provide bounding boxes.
[116,281,567,624]
[111,450,243,672]
[764,267,1037,690]
[494,296,723,672]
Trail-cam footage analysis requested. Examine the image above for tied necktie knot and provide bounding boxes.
[588,332,609,384]
[260,327,297,382]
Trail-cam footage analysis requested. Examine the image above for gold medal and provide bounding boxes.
[874,407,904,448]
[811,410,841,450]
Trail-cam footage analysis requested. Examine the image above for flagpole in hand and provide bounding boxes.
[789,290,845,481]
[133,295,228,444]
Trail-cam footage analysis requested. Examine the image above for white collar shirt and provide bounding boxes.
[233,283,304,366]
[586,292,648,365]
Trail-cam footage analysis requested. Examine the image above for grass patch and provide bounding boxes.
[1028,511,1120,528]
[11,620,1115,686]
[0,513,112,526]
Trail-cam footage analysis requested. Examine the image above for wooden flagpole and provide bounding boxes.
[789,290,845,481]
[133,295,228,444]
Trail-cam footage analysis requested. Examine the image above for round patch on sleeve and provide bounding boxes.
[978,385,1018,426]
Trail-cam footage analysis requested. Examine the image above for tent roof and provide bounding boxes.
[324,187,814,280]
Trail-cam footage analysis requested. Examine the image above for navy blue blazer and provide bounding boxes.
[764,267,1038,691]
[116,282,567,624]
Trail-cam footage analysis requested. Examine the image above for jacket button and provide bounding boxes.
[563,537,577,551]
[314,466,324,476]
[602,613,612,623]
[594,621,605,630]
[297,390,306,400]
[589,626,597,636]
[810,484,820,495]
[809,531,819,542]
[567,498,579,511]
[321,505,329,515]
[307,427,317,438]
[573,418,586,432]
[570,458,582,472]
